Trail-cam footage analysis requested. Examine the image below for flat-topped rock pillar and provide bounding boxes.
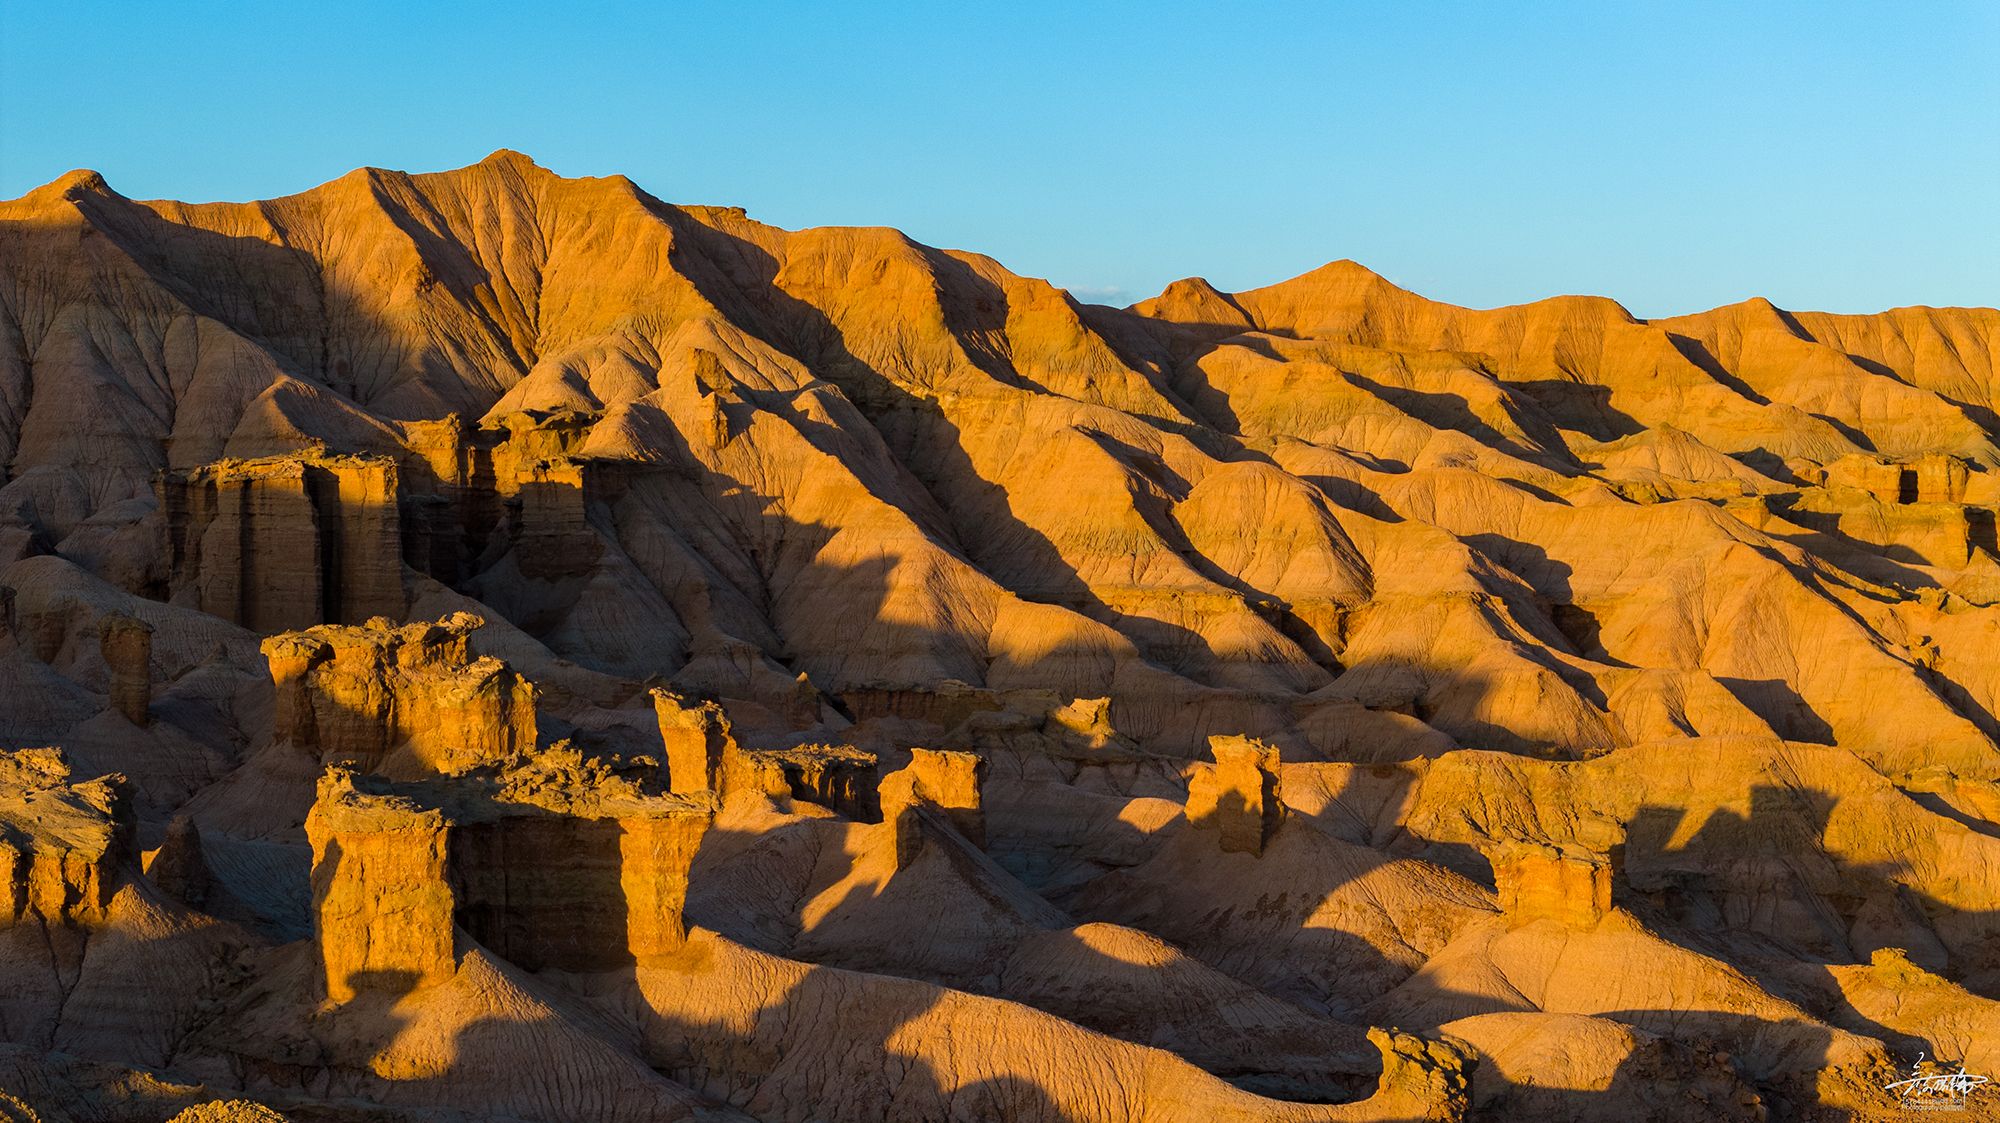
[1187,735,1285,856]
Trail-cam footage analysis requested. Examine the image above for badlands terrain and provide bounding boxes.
[1,151,1999,1121]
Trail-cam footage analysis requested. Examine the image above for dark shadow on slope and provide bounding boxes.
[1503,379,1647,442]
[1759,495,1943,581]
[1341,371,1585,478]
[623,206,1316,691]
[1623,779,2000,1015]
[1665,334,1772,406]
[1712,679,1837,745]
[668,799,1403,1108]
[1813,411,1882,455]
[1456,533,1633,670]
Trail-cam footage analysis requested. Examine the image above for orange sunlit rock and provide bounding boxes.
[1,152,1995,1120]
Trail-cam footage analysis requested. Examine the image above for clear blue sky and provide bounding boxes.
[3,1,1995,317]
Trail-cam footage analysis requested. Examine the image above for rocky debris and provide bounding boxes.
[165,1101,291,1123]
[1366,1027,1472,1121]
[0,1091,42,1123]
[0,748,129,928]
[1489,839,1615,929]
[264,613,536,776]
[95,613,152,726]
[1187,735,1285,856]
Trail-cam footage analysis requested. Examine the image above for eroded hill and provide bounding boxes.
[2,152,1998,1121]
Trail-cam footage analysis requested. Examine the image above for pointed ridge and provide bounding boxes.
[1678,295,1816,341]
[51,168,111,196]
[7,168,119,208]
[1300,258,1393,285]
[1321,257,1383,277]
[477,148,543,171]
[1163,276,1227,299]
[1240,258,1403,303]
[1134,276,1254,328]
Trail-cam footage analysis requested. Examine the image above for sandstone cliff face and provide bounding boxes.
[304,768,455,1002]
[305,745,711,996]
[1489,841,1613,929]
[652,688,734,796]
[880,748,985,841]
[2,154,1999,1120]
[160,454,405,631]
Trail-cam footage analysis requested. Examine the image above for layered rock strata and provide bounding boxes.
[0,748,130,929]
[306,762,710,999]
[264,613,536,775]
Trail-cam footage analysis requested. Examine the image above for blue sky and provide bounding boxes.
[3,1,1995,317]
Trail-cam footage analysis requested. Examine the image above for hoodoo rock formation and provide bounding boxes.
[1187,735,1286,855]
[1,152,1998,1119]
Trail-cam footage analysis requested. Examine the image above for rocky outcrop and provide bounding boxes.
[1817,452,1971,504]
[839,681,1003,730]
[305,768,457,1002]
[1489,840,1614,929]
[1043,696,1137,754]
[1187,735,1285,856]
[511,458,603,579]
[879,748,986,867]
[263,613,536,776]
[721,742,879,820]
[651,689,734,796]
[451,796,707,970]
[306,750,711,999]
[160,454,404,631]
[97,612,152,725]
[0,748,130,929]
[654,689,879,818]
[882,749,985,841]
[144,815,210,907]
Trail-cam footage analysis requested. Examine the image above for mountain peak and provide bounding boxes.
[476,148,544,171]
[11,168,116,207]
[1134,276,1253,328]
